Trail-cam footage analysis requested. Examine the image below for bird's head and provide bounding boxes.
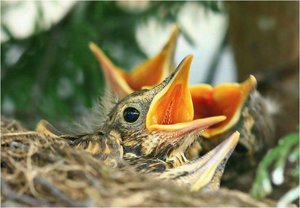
[90,30,261,160]
[101,55,225,165]
[35,55,224,169]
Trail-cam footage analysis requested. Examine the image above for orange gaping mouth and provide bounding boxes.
[146,55,226,138]
[190,75,257,137]
[89,26,179,99]
[90,26,256,139]
[146,56,194,127]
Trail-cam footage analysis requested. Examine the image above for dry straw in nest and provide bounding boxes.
[1,117,277,207]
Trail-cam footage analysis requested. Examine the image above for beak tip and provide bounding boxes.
[234,131,240,136]
[171,24,180,36]
[232,131,240,144]
[186,54,193,62]
[241,75,257,94]
[249,74,257,88]
[181,55,193,67]
[88,42,96,51]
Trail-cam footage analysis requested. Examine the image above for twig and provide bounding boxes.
[1,132,41,137]
[33,176,87,207]
[1,178,53,207]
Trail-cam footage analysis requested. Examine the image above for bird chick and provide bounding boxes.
[126,132,240,191]
[37,55,236,191]
[38,55,223,163]
[90,55,226,166]
[89,25,179,99]
[186,77,274,159]
[37,119,238,192]
[91,31,275,172]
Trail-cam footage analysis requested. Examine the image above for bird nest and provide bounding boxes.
[1,117,277,207]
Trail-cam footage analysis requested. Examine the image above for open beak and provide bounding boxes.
[89,42,133,98]
[159,131,240,191]
[190,75,257,137]
[89,26,179,98]
[126,25,179,91]
[146,55,226,139]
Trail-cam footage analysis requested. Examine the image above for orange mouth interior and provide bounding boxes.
[89,26,178,98]
[146,56,194,129]
[190,76,256,137]
[125,54,170,91]
[90,34,256,138]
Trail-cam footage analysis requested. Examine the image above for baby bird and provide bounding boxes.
[91,29,275,173]
[187,78,275,165]
[89,25,179,99]
[37,55,238,191]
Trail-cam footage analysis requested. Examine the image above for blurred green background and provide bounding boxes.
[1,1,224,127]
[1,1,299,135]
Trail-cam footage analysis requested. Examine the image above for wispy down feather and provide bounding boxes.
[73,88,119,134]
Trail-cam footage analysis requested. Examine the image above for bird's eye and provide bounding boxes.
[123,107,140,123]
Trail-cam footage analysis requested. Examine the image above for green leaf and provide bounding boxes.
[251,132,299,200]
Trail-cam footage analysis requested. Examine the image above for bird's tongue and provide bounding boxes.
[146,55,225,135]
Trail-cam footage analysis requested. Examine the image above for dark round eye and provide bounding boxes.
[123,107,140,123]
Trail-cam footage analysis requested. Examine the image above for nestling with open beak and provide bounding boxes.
[188,79,275,172]
[37,55,239,191]
[91,28,275,173]
[97,56,226,166]
[89,25,179,99]
[186,76,274,160]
